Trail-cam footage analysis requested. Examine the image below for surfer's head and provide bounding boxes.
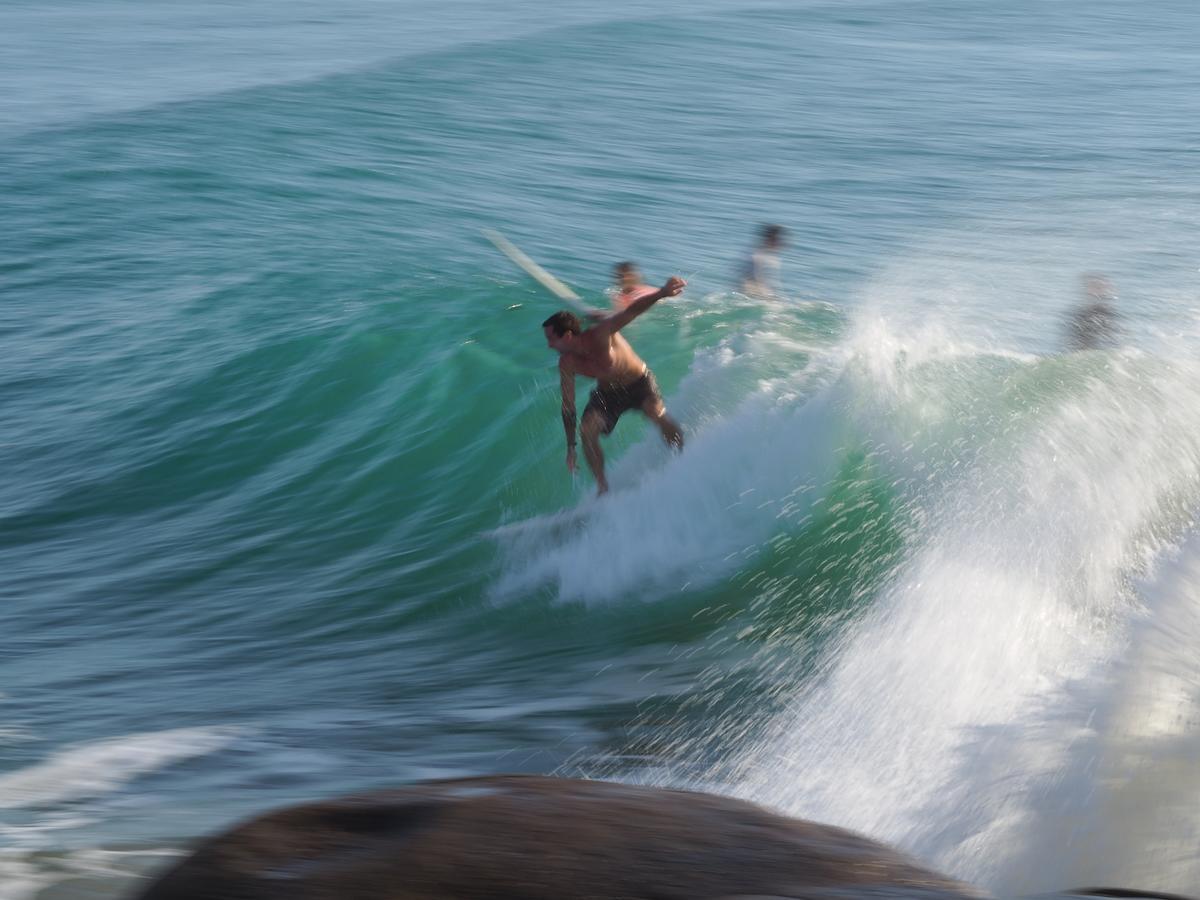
[761,223,786,250]
[613,261,641,291]
[543,310,582,352]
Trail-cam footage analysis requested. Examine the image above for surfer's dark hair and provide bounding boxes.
[614,261,636,275]
[543,311,582,336]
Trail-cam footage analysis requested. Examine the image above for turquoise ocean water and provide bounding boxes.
[5,0,1200,896]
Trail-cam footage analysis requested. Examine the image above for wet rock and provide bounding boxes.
[134,775,983,900]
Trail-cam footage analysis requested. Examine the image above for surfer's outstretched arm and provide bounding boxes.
[592,277,686,337]
[558,360,578,474]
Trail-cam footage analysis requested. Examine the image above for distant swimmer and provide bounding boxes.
[543,277,687,495]
[740,224,786,298]
[611,261,658,311]
[1065,274,1120,351]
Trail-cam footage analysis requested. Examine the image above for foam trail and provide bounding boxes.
[0,847,183,900]
[0,726,242,811]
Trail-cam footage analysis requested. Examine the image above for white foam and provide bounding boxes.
[966,531,1200,896]
[722,315,1200,895]
[0,726,242,811]
[0,846,183,900]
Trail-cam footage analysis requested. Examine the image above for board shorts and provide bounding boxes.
[583,369,664,435]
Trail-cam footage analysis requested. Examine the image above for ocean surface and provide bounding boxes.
[5,0,1200,897]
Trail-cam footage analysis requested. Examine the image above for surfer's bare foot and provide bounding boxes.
[596,480,609,496]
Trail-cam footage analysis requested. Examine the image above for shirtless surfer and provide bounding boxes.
[543,276,687,495]
[611,261,657,310]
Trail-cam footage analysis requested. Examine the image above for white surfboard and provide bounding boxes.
[482,229,594,315]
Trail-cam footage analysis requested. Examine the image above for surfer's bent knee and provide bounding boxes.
[580,410,605,440]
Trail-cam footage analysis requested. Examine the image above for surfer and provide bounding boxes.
[611,262,657,310]
[543,277,687,495]
[1064,274,1120,351]
[740,224,786,297]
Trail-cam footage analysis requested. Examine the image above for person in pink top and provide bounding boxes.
[611,261,658,310]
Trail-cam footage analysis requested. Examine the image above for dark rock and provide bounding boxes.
[1065,891,1198,900]
[133,775,983,900]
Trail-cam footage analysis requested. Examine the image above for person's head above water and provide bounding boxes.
[613,261,642,291]
[760,224,786,250]
[542,310,583,352]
